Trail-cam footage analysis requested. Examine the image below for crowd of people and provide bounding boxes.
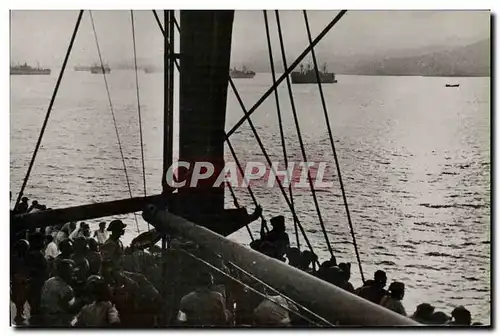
[10,198,480,327]
[247,210,479,326]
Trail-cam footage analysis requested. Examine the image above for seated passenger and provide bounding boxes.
[177,271,228,326]
[355,270,388,304]
[411,303,435,324]
[72,275,120,327]
[448,306,472,326]
[380,281,406,316]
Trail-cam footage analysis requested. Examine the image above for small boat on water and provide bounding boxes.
[230,66,255,79]
[144,66,161,74]
[90,64,111,74]
[291,62,337,84]
[10,63,51,76]
[445,84,460,87]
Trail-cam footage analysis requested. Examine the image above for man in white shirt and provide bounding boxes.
[93,222,108,245]
[44,235,60,260]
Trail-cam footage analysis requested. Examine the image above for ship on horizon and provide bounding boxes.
[90,64,111,74]
[144,66,162,74]
[230,66,255,79]
[291,62,337,84]
[74,65,92,71]
[10,63,51,76]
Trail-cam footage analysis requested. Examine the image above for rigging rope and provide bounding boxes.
[262,10,300,250]
[227,10,348,138]
[302,10,365,283]
[89,10,140,234]
[181,250,324,326]
[228,80,319,264]
[226,137,269,234]
[226,182,254,241]
[274,10,334,259]
[14,10,85,210]
[130,10,150,232]
[227,260,335,327]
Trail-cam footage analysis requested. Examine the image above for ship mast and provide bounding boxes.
[177,11,234,220]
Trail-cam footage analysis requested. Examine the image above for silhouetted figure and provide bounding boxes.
[448,306,472,326]
[355,270,388,304]
[15,197,29,214]
[319,256,337,268]
[411,303,435,324]
[27,200,39,213]
[428,311,450,325]
[300,250,318,274]
[101,220,126,270]
[86,238,102,276]
[123,270,162,327]
[380,281,406,316]
[55,223,71,246]
[337,262,355,293]
[286,247,302,268]
[71,237,91,290]
[253,292,299,327]
[100,261,140,327]
[40,259,77,326]
[11,239,30,325]
[177,271,229,326]
[57,239,74,260]
[72,275,120,327]
[251,216,290,261]
[25,232,48,325]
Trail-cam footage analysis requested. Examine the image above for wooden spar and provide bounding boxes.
[11,194,167,231]
[142,205,420,326]
[176,11,234,219]
[11,193,257,237]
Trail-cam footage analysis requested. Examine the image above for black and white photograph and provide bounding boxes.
[8,8,491,328]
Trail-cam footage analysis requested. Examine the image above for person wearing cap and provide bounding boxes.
[380,281,407,316]
[93,222,108,245]
[411,303,435,324]
[100,220,126,269]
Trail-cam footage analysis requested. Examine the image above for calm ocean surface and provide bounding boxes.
[10,70,491,324]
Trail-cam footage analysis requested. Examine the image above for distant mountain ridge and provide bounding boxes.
[341,39,490,76]
[243,38,490,77]
[77,38,490,77]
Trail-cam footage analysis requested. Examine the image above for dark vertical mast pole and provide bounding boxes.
[177,11,234,220]
[161,9,172,325]
[162,10,173,192]
[168,10,175,168]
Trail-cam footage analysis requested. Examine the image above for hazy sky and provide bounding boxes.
[10,10,490,67]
